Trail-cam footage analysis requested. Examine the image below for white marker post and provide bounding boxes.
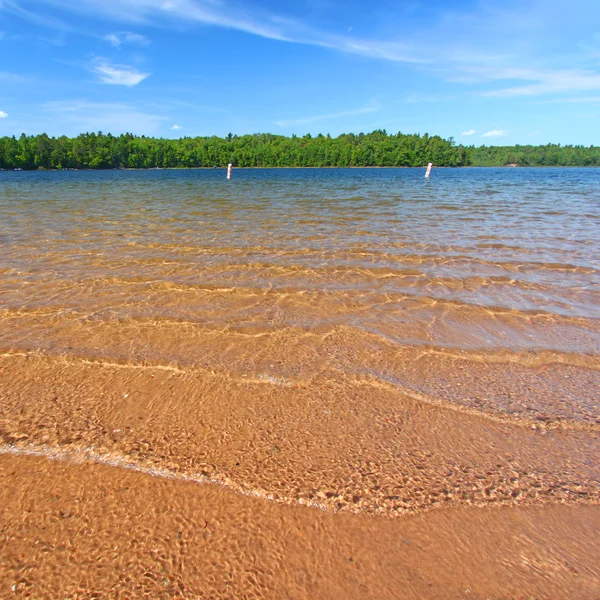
[425,162,433,178]
[227,163,232,180]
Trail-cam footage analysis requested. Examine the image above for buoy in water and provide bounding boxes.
[425,163,433,178]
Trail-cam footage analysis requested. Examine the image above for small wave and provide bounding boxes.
[2,350,599,428]
[0,443,330,513]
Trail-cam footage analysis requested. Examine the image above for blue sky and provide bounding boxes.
[0,0,599,144]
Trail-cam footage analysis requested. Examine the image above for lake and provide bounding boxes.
[1,167,599,596]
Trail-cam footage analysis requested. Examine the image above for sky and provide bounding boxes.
[0,0,599,145]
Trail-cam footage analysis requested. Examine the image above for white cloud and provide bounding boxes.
[170,124,182,130]
[90,58,149,86]
[19,0,297,42]
[125,32,150,45]
[479,68,600,97]
[104,33,120,46]
[104,31,150,47]
[7,0,424,63]
[3,0,600,105]
[482,130,507,138]
[276,100,380,127]
[0,110,8,118]
[319,37,424,63]
[42,100,168,135]
[461,129,476,135]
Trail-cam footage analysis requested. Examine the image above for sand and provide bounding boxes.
[1,352,599,598]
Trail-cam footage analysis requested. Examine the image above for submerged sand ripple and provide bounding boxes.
[1,353,598,518]
[2,453,600,599]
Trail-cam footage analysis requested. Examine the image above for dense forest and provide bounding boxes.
[0,131,599,170]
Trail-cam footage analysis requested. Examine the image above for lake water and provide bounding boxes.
[1,167,599,518]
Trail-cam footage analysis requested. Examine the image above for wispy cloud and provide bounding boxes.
[148,99,226,113]
[6,0,424,63]
[38,31,67,46]
[170,124,182,130]
[90,58,149,86]
[9,0,597,85]
[0,71,24,82]
[16,0,296,41]
[406,93,455,103]
[275,100,380,127]
[41,100,168,134]
[0,110,8,118]
[461,129,476,136]
[482,130,507,138]
[538,95,600,104]
[4,0,600,107]
[315,37,424,63]
[479,68,600,97]
[0,0,74,31]
[104,31,150,47]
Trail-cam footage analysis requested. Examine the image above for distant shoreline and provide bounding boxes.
[2,132,598,170]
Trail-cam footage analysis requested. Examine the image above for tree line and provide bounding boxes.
[0,131,598,170]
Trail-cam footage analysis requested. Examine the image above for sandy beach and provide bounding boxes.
[1,349,599,598]
[2,451,599,599]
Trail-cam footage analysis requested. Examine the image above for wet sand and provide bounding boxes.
[1,353,599,516]
[1,168,599,597]
[2,453,600,599]
[1,352,599,598]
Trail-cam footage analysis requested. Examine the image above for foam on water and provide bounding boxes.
[0,443,331,513]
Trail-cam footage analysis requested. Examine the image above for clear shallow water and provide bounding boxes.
[1,168,600,421]
[1,167,600,521]
[2,167,599,341]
